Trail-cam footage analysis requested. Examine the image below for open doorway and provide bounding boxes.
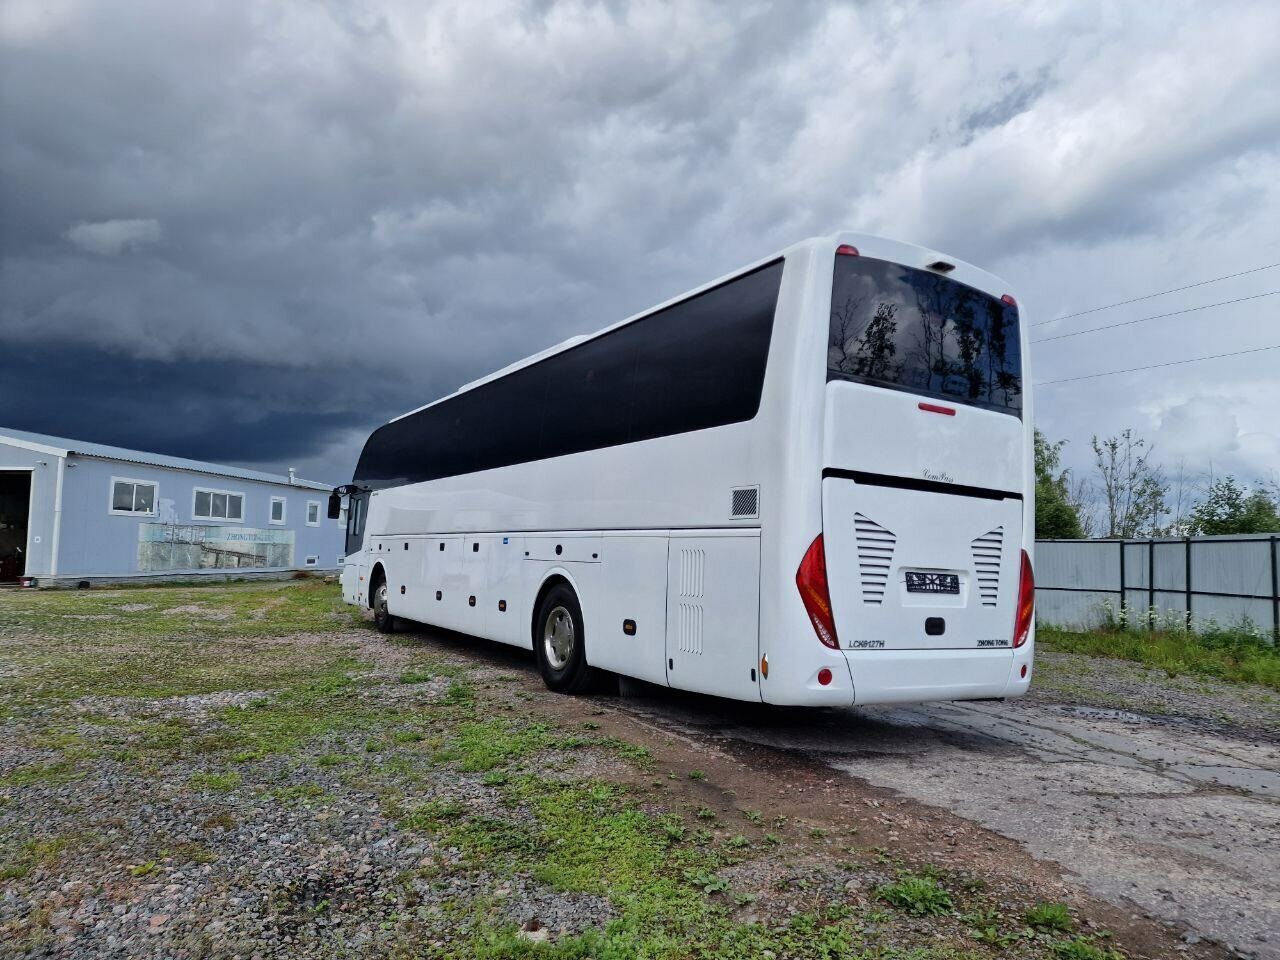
[0,471,31,583]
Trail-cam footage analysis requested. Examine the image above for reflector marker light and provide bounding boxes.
[797,534,840,650]
[836,244,860,256]
[918,402,956,416]
[817,667,833,686]
[1001,293,1018,307]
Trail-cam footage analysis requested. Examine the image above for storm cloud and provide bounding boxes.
[2,0,1278,486]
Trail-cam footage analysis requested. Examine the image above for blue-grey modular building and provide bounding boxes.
[0,427,345,586]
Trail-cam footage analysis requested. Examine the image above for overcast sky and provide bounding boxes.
[2,0,1277,492]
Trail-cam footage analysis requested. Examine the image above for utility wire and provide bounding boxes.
[1031,289,1280,344]
[1035,343,1280,387]
[1036,260,1280,325]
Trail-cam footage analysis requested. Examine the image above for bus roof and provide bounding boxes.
[387,231,1017,425]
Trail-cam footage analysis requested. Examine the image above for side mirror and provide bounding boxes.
[327,492,342,520]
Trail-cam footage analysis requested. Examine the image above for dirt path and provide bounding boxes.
[602,678,1280,960]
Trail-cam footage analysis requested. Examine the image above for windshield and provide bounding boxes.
[828,255,1021,416]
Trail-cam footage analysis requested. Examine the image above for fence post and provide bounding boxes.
[1148,539,1155,631]
[1271,535,1278,644]
[1184,536,1193,632]
[1118,539,1126,627]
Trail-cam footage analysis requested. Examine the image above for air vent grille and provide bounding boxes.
[971,526,1004,606]
[731,486,759,518]
[676,548,705,655]
[854,513,896,605]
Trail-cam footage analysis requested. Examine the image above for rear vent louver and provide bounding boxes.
[854,513,896,605]
[731,486,759,519]
[971,526,1004,607]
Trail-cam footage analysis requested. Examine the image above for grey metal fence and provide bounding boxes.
[1035,534,1280,641]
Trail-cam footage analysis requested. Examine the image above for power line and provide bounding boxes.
[1035,343,1280,387]
[1031,289,1280,344]
[1036,260,1280,326]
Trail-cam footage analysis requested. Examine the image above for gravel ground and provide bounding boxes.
[1030,649,1280,740]
[0,583,1258,959]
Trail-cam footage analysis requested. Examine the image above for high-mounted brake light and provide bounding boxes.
[836,244,860,256]
[1000,293,1018,308]
[1013,550,1034,648]
[797,534,839,649]
[918,402,956,416]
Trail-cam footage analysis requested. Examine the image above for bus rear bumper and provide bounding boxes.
[847,647,1030,706]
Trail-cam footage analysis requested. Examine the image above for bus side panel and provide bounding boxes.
[582,535,670,685]
[665,532,762,702]
[419,536,464,630]
[484,534,529,648]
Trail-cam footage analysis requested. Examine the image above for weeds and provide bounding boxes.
[876,872,954,916]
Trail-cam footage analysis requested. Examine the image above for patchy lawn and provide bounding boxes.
[1038,623,1280,692]
[0,582,1217,958]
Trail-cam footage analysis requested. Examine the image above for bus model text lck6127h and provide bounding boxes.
[332,233,1035,706]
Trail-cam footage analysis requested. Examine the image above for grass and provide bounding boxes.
[0,835,83,881]
[1040,623,1280,691]
[1026,901,1074,932]
[1,581,1141,960]
[875,872,954,916]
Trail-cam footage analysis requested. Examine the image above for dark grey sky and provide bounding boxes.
[2,0,1278,486]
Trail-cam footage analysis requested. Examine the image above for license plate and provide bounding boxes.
[905,572,959,594]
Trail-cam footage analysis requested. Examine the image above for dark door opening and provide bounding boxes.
[0,471,31,582]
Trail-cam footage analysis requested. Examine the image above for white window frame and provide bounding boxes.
[192,486,246,523]
[108,477,158,517]
[306,500,321,527]
[269,496,287,525]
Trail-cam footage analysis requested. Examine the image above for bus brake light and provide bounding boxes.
[797,534,839,650]
[1013,550,1034,648]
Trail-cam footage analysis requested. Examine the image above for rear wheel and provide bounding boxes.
[534,583,595,693]
[372,580,399,634]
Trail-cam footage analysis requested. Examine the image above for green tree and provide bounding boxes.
[1187,477,1280,535]
[1091,430,1168,538]
[1034,430,1084,539]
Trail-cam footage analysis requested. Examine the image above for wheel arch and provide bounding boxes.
[529,569,579,646]
[367,561,388,609]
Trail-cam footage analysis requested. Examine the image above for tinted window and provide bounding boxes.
[354,260,783,488]
[828,256,1021,415]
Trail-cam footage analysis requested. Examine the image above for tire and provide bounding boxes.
[533,582,596,693]
[372,579,399,634]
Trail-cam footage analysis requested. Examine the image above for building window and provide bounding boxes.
[306,501,321,526]
[269,496,286,524]
[193,487,244,522]
[110,478,157,516]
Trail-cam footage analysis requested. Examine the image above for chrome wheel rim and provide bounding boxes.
[374,583,388,620]
[542,604,574,670]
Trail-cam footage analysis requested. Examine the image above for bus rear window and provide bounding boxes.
[828,256,1021,416]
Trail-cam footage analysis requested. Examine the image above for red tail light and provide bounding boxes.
[797,534,839,649]
[1013,550,1034,648]
[836,244,860,256]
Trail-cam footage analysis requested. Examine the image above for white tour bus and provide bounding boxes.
[335,232,1035,706]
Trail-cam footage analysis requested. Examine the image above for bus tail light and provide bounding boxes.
[1013,550,1034,648]
[836,244,860,256]
[797,534,840,650]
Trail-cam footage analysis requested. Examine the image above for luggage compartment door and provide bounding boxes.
[665,533,761,701]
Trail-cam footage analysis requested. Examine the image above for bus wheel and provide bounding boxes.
[372,580,399,634]
[534,583,595,693]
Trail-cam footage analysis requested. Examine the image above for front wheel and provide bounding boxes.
[534,583,596,693]
[372,581,399,634]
